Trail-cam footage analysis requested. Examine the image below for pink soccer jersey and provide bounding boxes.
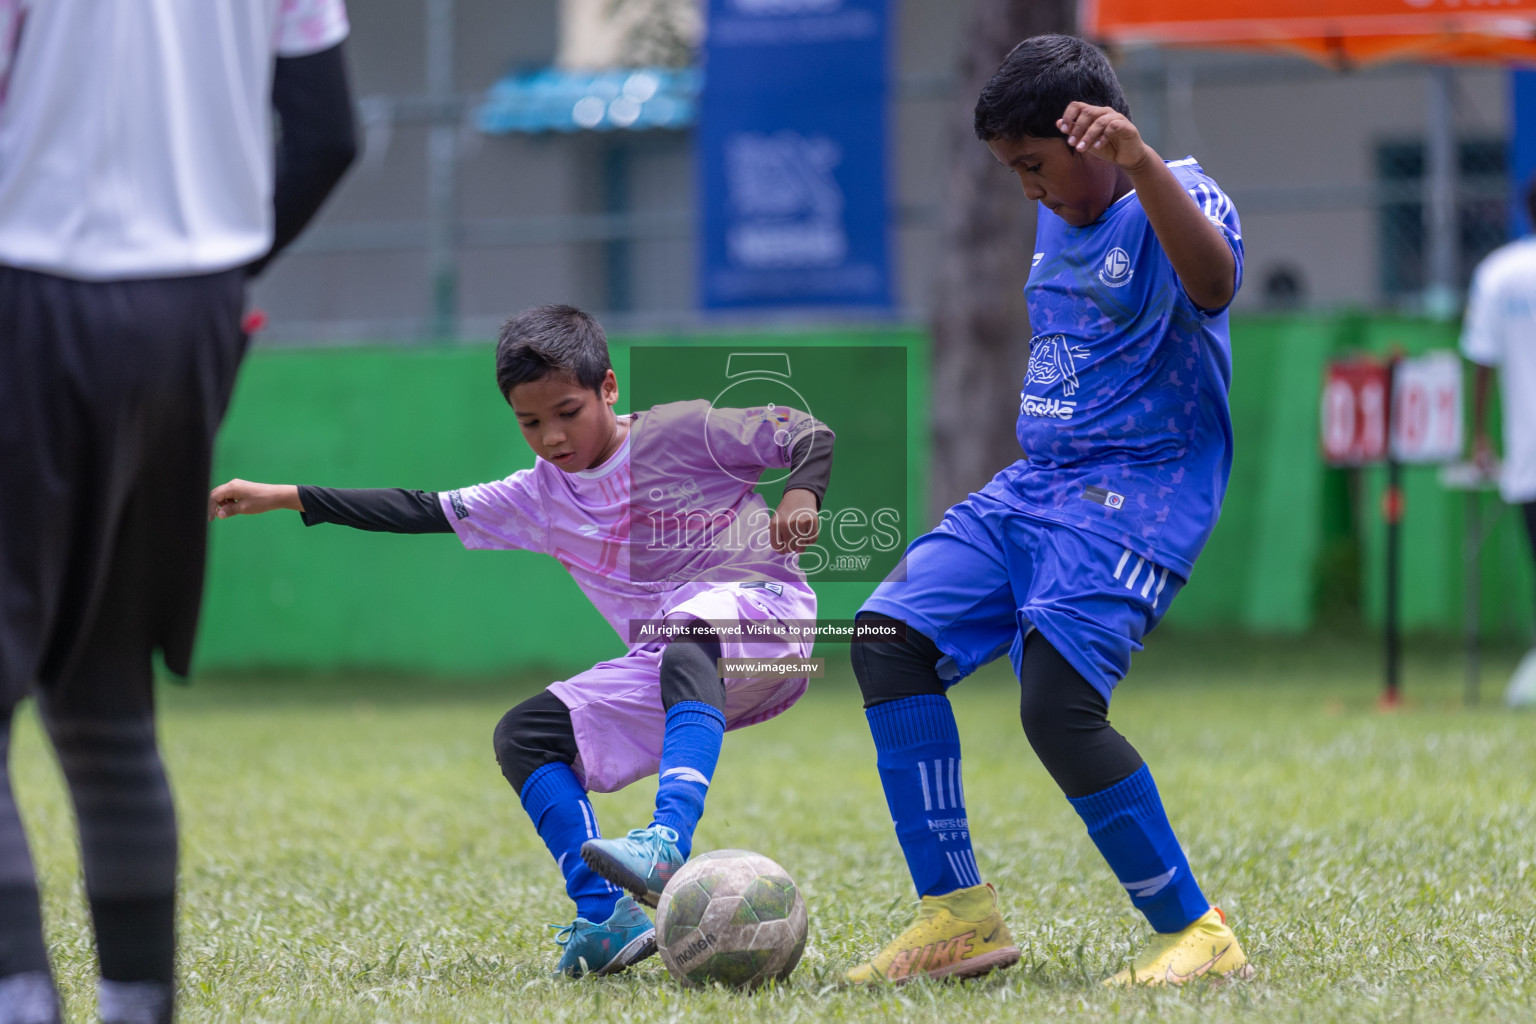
[439,399,819,633]
[438,400,821,791]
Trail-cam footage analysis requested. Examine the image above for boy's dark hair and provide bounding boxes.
[494,304,612,400]
[1525,176,1536,229]
[974,35,1129,143]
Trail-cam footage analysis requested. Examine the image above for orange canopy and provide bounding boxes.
[1081,0,1536,65]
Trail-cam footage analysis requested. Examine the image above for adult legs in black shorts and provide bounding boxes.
[1523,502,1536,633]
[0,266,246,1024]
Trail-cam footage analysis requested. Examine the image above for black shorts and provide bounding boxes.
[1523,501,1536,562]
[0,265,247,711]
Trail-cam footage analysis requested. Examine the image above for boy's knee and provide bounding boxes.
[850,613,947,709]
[494,691,578,794]
[1017,632,1142,798]
[1017,682,1084,751]
[659,638,724,711]
[1017,634,1107,746]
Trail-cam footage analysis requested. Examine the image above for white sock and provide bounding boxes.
[0,972,60,1024]
[97,980,171,1024]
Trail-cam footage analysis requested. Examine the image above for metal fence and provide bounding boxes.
[261,46,1514,344]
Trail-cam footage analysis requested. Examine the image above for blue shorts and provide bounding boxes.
[860,491,1185,702]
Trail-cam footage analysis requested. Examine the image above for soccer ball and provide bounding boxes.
[655,849,808,988]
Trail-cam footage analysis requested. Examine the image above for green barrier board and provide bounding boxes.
[196,316,1532,676]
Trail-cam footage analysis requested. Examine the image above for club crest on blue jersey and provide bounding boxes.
[1098,246,1134,287]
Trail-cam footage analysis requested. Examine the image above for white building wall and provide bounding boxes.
[249,0,1513,341]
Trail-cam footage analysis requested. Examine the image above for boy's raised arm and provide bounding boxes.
[1058,102,1237,311]
[774,422,836,554]
[782,427,835,508]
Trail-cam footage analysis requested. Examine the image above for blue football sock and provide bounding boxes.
[867,694,982,898]
[651,700,725,859]
[519,762,622,923]
[1067,764,1210,933]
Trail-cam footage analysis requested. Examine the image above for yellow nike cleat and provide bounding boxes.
[1104,906,1254,987]
[846,882,1021,985]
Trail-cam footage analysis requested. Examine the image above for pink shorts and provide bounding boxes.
[548,581,816,793]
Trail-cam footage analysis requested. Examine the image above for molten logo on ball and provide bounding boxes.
[655,849,808,988]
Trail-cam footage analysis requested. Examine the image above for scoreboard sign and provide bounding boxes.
[1389,350,1463,464]
[1320,352,1464,466]
[1321,357,1390,465]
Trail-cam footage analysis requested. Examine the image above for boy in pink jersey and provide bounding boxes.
[209,305,833,977]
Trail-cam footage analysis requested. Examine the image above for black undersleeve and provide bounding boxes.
[297,486,451,533]
[251,43,358,276]
[784,427,835,506]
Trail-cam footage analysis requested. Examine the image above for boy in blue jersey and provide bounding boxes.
[846,36,1253,986]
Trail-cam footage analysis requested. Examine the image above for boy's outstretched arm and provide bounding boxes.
[209,479,303,519]
[1058,102,1237,311]
[209,479,452,533]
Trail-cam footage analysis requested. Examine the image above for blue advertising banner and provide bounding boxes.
[697,0,893,310]
[1511,70,1536,237]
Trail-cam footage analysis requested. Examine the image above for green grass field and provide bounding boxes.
[12,633,1535,1023]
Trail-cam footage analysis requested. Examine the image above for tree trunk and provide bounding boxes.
[927,0,1077,523]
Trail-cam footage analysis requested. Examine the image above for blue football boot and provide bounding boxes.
[552,895,657,978]
[580,825,686,907]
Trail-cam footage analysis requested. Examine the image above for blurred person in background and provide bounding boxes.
[1461,177,1536,708]
[0,3,356,1022]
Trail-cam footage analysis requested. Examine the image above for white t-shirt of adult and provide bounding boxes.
[0,0,348,281]
[1461,235,1536,504]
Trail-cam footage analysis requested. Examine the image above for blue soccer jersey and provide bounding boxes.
[980,157,1243,578]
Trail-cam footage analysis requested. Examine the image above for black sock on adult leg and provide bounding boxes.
[0,707,61,1024]
[0,710,52,975]
[0,885,50,978]
[41,713,175,1024]
[90,894,176,983]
